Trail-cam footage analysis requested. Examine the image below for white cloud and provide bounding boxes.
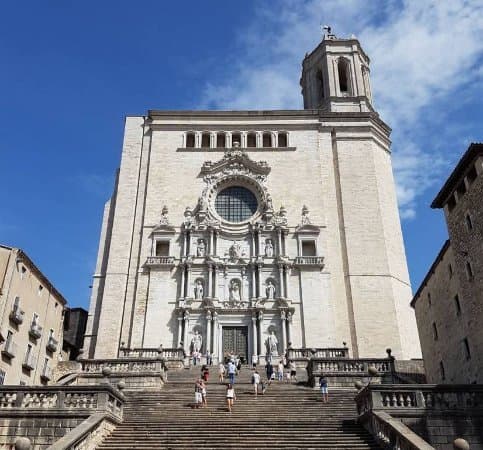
[199,0,483,218]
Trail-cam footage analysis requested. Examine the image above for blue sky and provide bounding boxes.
[1,1,483,310]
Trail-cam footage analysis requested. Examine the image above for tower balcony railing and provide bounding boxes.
[1,339,17,359]
[46,336,58,353]
[145,256,175,268]
[29,323,43,340]
[293,256,324,267]
[9,306,25,325]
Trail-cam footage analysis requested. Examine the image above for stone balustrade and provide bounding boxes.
[118,347,185,369]
[307,357,395,387]
[356,384,483,449]
[145,256,175,267]
[287,347,349,360]
[293,256,324,267]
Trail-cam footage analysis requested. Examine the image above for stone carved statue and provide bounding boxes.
[194,280,204,299]
[198,196,208,212]
[184,207,193,226]
[191,330,202,353]
[228,241,242,260]
[197,239,206,257]
[301,205,311,225]
[159,205,169,225]
[264,239,274,257]
[265,194,274,211]
[266,280,276,299]
[229,279,241,303]
[266,331,279,356]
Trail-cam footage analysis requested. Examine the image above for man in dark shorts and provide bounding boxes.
[289,360,297,382]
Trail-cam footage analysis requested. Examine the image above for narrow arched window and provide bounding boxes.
[338,58,350,95]
[262,132,272,148]
[186,132,196,148]
[247,132,257,148]
[316,70,324,102]
[216,132,226,148]
[278,132,288,148]
[201,132,211,148]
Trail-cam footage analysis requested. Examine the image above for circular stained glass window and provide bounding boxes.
[215,186,258,222]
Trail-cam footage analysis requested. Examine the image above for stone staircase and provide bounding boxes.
[97,365,380,449]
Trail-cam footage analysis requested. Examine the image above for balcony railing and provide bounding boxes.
[40,365,52,381]
[23,353,37,371]
[29,323,43,340]
[293,256,324,267]
[118,347,184,360]
[145,256,175,268]
[1,340,17,359]
[287,347,349,360]
[9,306,25,325]
[46,336,58,352]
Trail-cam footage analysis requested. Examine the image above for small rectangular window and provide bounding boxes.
[466,261,474,280]
[439,361,445,381]
[432,322,438,341]
[467,165,477,184]
[20,266,27,280]
[155,241,170,257]
[465,213,473,231]
[448,264,453,278]
[38,285,43,296]
[447,194,457,212]
[454,294,461,316]
[427,292,432,306]
[463,338,471,360]
[301,241,316,256]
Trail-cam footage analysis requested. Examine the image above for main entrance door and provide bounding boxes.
[222,326,248,361]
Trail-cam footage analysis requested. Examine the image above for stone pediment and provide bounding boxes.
[294,224,320,234]
[151,224,176,234]
[200,147,271,178]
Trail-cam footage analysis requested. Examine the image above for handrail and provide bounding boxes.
[367,411,435,450]
[47,412,120,450]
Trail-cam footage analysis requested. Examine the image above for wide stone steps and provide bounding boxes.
[97,367,380,450]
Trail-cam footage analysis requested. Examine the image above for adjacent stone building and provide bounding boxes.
[0,245,66,385]
[412,143,483,384]
[84,32,421,363]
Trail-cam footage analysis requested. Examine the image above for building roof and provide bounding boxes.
[431,143,483,208]
[410,239,450,308]
[0,244,67,305]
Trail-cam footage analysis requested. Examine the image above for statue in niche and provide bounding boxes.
[266,194,274,211]
[198,196,208,212]
[159,205,169,225]
[229,279,241,303]
[194,280,204,299]
[184,207,194,227]
[266,280,276,299]
[191,330,203,353]
[264,239,274,257]
[266,331,279,356]
[228,241,242,260]
[196,239,206,257]
[301,205,311,225]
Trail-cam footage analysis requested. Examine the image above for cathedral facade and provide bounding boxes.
[84,34,421,362]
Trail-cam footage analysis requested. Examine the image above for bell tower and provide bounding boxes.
[300,28,373,112]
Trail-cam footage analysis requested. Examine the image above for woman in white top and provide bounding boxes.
[252,370,261,396]
[218,362,225,383]
[226,384,236,412]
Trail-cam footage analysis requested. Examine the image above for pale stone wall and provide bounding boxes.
[87,110,420,362]
[0,246,65,385]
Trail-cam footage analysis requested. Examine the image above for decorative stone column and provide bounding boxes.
[207,263,213,298]
[186,264,192,298]
[285,265,290,299]
[252,313,258,358]
[177,314,183,347]
[257,264,263,299]
[278,264,285,298]
[258,311,263,356]
[206,311,212,354]
[183,311,189,354]
[213,312,219,361]
[180,264,186,298]
[251,230,256,257]
[214,266,219,299]
[280,310,287,353]
[277,228,282,256]
[286,312,292,345]
[209,229,214,256]
[256,230,262,256]
[251,265,256,300]
[183,231,188,256]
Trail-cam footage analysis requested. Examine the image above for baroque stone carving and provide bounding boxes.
[194,280,204,299]
[266,280,276,299]
[301,205,311,225]
[264,238,274,257]
[266,331,279,356]
[196,239,206,257]
[159,205,169,225]
[191,330,202,353]
[229,279,241,303]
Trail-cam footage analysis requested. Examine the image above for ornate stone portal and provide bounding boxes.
[173,145,304,363]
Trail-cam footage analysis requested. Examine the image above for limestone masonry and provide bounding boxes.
[84,33,421,363]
